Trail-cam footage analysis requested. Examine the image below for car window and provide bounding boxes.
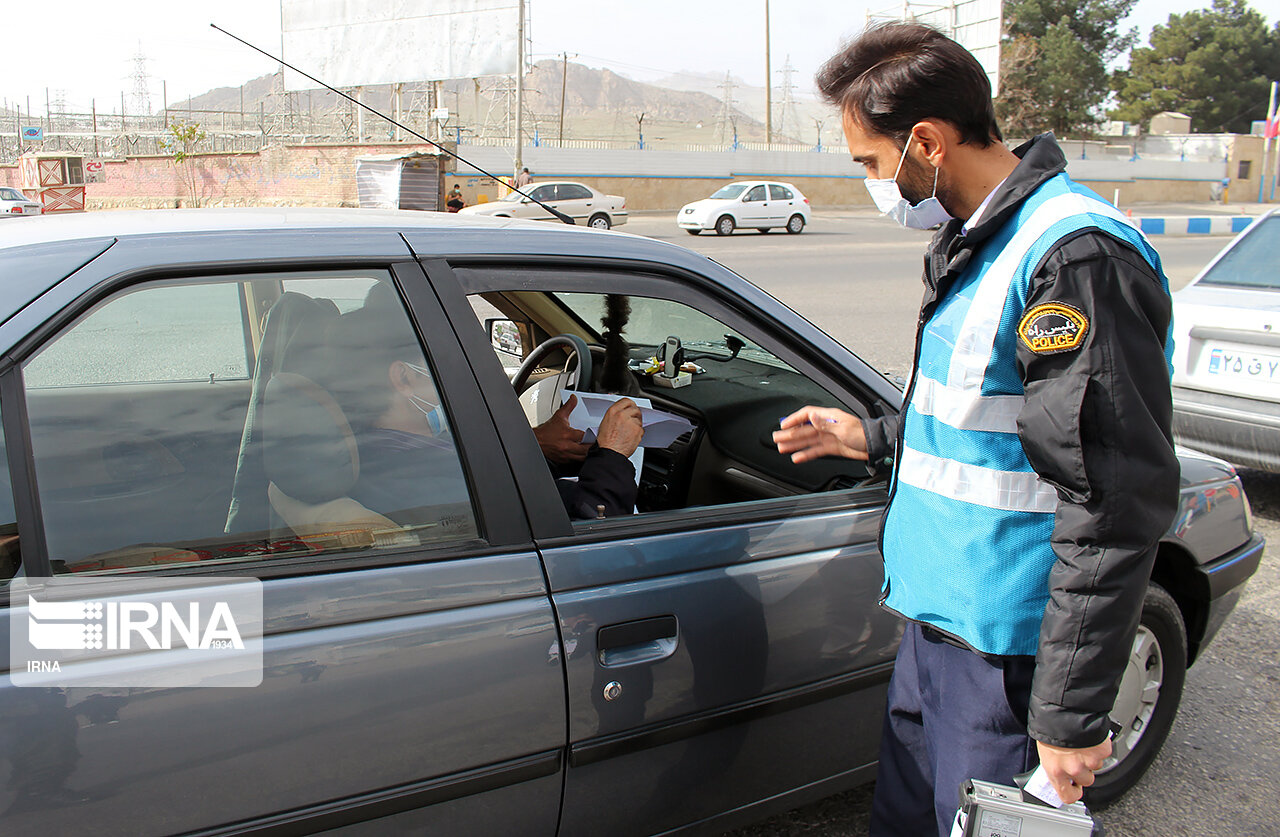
[557,184,592,200]
[460,275,877,527]
[769,185,794,200]
[1198,216,1280,289]
[529,185,555,202]
[710,184,748,200]
[0,188,23,201]
[0,403,21,586]
[21,272,480,575]
[744,186,767,202]
[24,282,251,387]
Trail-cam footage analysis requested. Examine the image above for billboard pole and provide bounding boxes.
[514,0,525,179]
[1259,81,1276,204]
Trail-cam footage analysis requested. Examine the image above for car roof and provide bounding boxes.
[0,206,727,303]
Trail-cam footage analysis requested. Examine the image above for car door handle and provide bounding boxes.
[597,615,678,667]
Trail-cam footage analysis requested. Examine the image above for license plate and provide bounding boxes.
[1205,345,1280,382]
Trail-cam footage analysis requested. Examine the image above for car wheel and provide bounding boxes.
[588,213,611,230]
[715,215,736,236]
[786,214,805,234]
[1085,582,1187,808]
[686,229,701,235]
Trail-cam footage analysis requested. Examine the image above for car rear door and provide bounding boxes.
[769,183,799,222]
[554,184,596,224]
[423,256,902,836]
[0,233,566,835]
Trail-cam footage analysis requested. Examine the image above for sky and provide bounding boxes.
[4,0,1279,116]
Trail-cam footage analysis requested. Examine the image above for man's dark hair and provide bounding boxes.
[816,22,1001,147]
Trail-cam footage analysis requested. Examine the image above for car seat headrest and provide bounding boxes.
[263,372,359,504]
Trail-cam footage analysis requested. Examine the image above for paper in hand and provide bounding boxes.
[563,392,694,449]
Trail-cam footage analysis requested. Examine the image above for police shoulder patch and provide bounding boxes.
[1018,302,1089,354]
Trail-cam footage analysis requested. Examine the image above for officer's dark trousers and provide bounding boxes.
[868,622,1038,837]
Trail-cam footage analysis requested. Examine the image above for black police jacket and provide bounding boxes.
[863,134,1180,749]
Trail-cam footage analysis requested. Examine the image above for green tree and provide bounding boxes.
[1112,0,1280,134]
[161,121,207,208]
[997,0,1139,136]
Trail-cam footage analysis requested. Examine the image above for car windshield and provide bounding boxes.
[1198,216,1279,290]
[553,292,793,370]
[709,184,749,200]
[499,190,525,202]
[0,188,23,201]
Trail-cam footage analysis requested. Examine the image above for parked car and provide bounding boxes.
[458,180,627,229]
[1171,209,1280,472]
[0,209,1262,833]
[0,186,41,218]
[678,180,811,235]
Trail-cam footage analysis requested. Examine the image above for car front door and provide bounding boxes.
[519,184,559,220]
[0,235,566,835]
[427,257,902,836]
[739,184,770,226]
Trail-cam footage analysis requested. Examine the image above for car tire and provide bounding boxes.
[715,215,736,236]
[588,213,611,230]
[1085,581,1187,808]
[786,214,805,234]
[686,229,701,235]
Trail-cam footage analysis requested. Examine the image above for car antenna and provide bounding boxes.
[210,23,575,225]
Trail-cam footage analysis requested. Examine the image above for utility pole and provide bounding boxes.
[559,51,577,147]
[764,0,772,147]
[813,117,825,151]
[514,0,525,178]
[636,112,646,150]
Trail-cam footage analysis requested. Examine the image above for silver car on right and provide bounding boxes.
[1171,210,1280,472]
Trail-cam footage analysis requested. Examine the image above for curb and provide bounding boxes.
[1133,216,1254,236]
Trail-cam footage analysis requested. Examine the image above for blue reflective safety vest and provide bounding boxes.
[881,173,1170,656]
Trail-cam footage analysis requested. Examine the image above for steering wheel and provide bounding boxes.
[511,334,594,397]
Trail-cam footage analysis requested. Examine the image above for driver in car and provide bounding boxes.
[330,285,644,521]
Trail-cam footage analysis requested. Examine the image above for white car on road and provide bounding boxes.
[1,187,41,218]
[1171,209,1280,472]
[678,181,810,236]
[459,181,627,229]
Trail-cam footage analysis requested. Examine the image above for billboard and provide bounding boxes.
[281,0,520,91]
[868,0,1002,96]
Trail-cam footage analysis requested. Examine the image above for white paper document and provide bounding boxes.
[1020,764,1067,808]
[564,392,694,449]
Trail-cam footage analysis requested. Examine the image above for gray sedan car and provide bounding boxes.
[0,209,1263,834]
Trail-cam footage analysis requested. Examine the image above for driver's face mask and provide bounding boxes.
[863,134,953,230]
[402,361,448,437]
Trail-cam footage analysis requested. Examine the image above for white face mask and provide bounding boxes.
[863,135,953,230]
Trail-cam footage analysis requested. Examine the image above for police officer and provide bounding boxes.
[773,23,1179,837]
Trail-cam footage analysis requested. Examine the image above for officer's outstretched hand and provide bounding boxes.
[773,406,869,463]
[1035,738,1112,805]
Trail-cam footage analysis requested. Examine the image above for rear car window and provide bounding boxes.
[21,272,480,575]
[1198,216,1280,290]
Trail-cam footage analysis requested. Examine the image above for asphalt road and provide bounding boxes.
[622,212,1280,836]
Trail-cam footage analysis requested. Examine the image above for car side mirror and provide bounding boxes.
[519,197,533,204]
[486,318,524,356]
